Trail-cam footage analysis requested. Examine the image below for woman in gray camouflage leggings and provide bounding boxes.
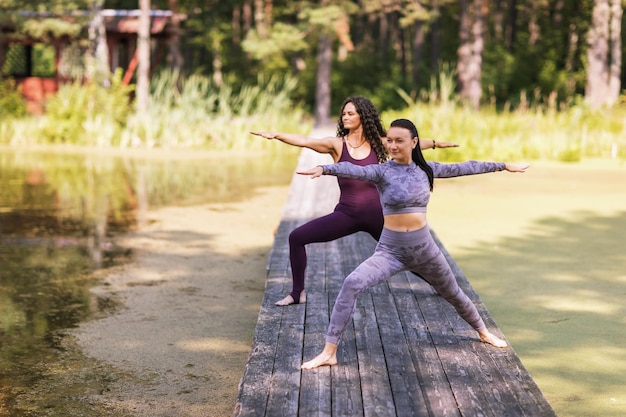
[298,118,530,370]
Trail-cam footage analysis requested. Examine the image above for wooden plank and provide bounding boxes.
[299,290,332,417]
[265,301,305,416]
[326,240,364,417]
[353,292,396,417]
[233,276,282,416]
[236,141,557,417]
[299,237,332,417]
[372,290,430,417]
[394,290,462,417]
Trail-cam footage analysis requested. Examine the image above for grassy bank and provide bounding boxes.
[0,71,311,151]
[383,102,626,163]
[2,71,626,163]
[427,158,626,417]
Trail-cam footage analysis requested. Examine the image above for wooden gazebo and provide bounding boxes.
[0,9,185,113]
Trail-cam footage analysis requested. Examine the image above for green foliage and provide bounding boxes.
[22,18,83,41]
[123,70,309,149]
[37,69,133,145]
[242,23,308,61]
[31,43,57,77]
[0,0,617,113]
[0,77,27,117]
[1,70,309,149]
[3,67,625,164]
[332,47,406,112]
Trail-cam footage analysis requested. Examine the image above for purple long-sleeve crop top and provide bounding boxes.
[321,160,505,215]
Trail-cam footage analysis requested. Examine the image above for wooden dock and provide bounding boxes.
[234,142,556,417]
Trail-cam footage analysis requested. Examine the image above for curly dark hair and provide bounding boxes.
[335,96,388,163]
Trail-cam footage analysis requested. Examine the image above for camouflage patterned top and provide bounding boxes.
[321,160,505,215]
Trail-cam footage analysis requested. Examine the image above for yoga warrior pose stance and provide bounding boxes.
[252,96,457,306]
[298,118,529,369]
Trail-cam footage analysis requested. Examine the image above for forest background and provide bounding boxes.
[0,0,625,162]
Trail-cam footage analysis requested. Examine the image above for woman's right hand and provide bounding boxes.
[296,166,324,179]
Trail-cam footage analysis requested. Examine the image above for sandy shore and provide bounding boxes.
[74,185,290,417]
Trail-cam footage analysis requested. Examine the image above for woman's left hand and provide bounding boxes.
[505,163,530,173]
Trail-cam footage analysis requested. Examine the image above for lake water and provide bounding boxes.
[0,148,299,415]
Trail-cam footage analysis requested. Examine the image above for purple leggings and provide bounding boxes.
[288,203,383,302]
[326,226,487,344]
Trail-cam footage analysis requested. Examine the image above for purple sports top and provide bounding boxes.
[334,139,381,214]
[322,160,505,215]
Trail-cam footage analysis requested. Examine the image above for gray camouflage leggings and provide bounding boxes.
[326,225,487,344]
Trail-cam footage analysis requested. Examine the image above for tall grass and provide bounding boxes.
[390,63,626,163]
[121,71,309,150]
[1,68,624,162]
[387,95,626,163]
[0,70,310,151]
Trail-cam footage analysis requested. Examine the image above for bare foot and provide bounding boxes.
[479,330,508,348]
[301,352,337,370]
[275,291,306,306]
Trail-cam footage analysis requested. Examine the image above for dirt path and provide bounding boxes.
[73,186,290,417]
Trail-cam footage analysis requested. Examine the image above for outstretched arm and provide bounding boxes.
[419,139,459,150]
[298,161,382,183]
[250,131,338,156]
[430,161,530,178]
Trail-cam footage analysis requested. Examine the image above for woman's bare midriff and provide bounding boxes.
[383,212,427,232]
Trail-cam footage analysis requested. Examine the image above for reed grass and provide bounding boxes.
[122,71,310,150]
[1,68,624,163]
[0,71,310,152]
[383,100,626,163]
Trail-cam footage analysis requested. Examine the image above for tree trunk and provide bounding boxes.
[457,0,471,101]
[379,10,389,60]
[314,34,332,126]
[566,25,578,72]
[585,0,610,108]
[167,0,183,73]
[254,0,267,38]
[494,0,503,41]
[505,0,517,51]
[607,0,622,105]
[232,5,241,44]
[265,0,273,28]
[87,0,110,85]
[468,0,486,109]
[137,0,151,113]
[430,0,441,72]
[243,0,252,33]
[458,0,486,110]
[412,20,425,87]
[553,0,564,26]
[528,1,540,46]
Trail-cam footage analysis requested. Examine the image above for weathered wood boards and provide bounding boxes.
[234,146,556,417]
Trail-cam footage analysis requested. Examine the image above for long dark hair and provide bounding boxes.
[389,118,434,191]
[336,96,388,163]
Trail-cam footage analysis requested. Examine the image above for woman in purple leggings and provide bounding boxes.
[252,96,456,306]
[297,118,529,369]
